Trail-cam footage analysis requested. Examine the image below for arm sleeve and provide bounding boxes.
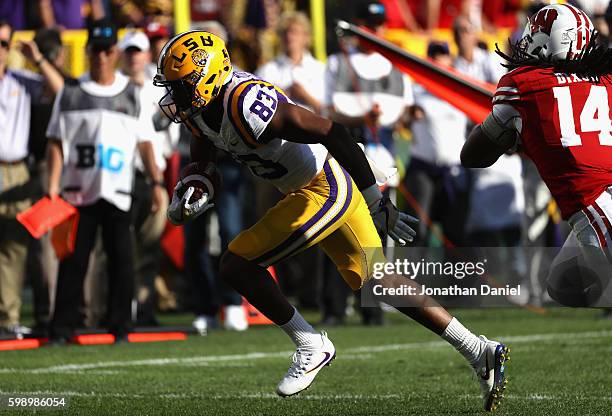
[227,80,288,147]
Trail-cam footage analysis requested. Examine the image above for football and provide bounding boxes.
[178,161,222,204]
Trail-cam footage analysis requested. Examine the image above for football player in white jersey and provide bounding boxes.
[154,31,509,411]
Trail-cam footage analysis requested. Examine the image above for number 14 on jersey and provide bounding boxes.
[553,85,612,148]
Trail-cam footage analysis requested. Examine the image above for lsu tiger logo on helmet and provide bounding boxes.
[153,31,233,122]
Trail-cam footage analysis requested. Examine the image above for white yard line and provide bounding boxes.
[1,330,611,375]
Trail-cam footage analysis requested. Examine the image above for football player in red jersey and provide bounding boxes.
[462,3,612,306]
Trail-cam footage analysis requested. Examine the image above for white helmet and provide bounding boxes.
[518,4,595,62]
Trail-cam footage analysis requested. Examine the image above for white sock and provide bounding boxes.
[279,307,320,348]
[441,317,484,366]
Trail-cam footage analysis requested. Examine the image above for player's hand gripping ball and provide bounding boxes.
[177,161,222,203]
[167,161,221,225]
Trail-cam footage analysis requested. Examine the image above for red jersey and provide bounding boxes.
[493,66,612,219]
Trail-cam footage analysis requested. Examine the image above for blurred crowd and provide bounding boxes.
[1,0,611,341]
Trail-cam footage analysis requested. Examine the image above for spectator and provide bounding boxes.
[465,154,529,304]
[122,28,178,191]
[452,15,529,304]
[119,30,151,86]
[509,1,546,45]
[452,14,504,84]
[144,23,179,188]
[605,2,612,43]
[144,21,170,79]
[256,11,325,113]
[324,2,413,325]
[0,20,63,338]
[380,0,426,31]
[231,0,283,71]
[324,1,413,152]
[119,30,172,325]
[46,20,163,344]
[481,0,521,31]
[30,28,69,163]
[506,0,557,306]
[191,0,233,26]
[0,3,26,30]
[181,21,249,334]
[573,0,609,19]
[26,27,69,334]
[109,0,173,27]
[380,0,474,31]
[319,248,352,326]
[404,41,470,247]
[190,20,229,50]
[37,0,106,29]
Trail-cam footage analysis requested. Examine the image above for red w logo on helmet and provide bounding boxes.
[530,8,559,36]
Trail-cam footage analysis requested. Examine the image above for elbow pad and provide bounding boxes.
[481,104,522,152]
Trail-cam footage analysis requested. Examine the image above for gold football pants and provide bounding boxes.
[229,159,383,290]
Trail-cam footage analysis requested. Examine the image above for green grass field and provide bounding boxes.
[1,308,611,415]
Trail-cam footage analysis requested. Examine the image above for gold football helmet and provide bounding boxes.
[153,31,233,122]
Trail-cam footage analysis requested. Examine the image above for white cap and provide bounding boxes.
[119,31,150,52]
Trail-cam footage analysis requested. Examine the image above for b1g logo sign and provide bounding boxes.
[75,144,125,173]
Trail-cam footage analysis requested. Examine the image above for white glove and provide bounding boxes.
[362,184,418,246]
[167,182,214,225]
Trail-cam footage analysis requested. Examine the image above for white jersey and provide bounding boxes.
[188,71,328,194]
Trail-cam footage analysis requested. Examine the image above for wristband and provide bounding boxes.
[153,180,165,188]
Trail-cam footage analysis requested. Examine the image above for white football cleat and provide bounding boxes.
[276,331,336,397]
[224,305,248,331]
[473,335,510,412]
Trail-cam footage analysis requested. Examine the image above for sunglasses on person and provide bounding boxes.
[0,39,9,49]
